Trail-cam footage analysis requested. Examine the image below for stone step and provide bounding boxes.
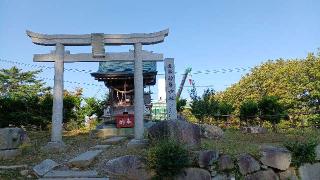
[68,150,103,168]
[101,136,126,145]
[43,170,98,178]
[90,128,133,138]
[90,145,111,150]
[33,159,59,177]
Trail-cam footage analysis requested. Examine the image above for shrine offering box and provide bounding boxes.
[115,114,134,128]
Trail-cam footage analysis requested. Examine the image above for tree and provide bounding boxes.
[0,66,104,130]
[176,98,187,113]
[240,100,259,125]
[258,96,286,131]
[76,97,104,121]
[217,52,320,126]
[0,67,51,128]
[0,66,50,97]
[190,87,219,124]
[218,101,234,121]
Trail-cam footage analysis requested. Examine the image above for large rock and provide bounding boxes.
[104,155,152,180]
[298,163,320,180]
[0,149,21,160]
[175,168,211,180]
[278,167,298,180]
[218,155,234,171]
[315,144,320,161]
[33,159,59,177]
[198,150,219,168]
[200,124,224,140]
[237,154,260,175]
[148,120,200,147]
[245,169,279,180]
[0,128,28,150]
[211,174,228,180]
[68,150,103,168]
[260,146,291,170]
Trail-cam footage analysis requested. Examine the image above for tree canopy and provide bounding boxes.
[217,52,320,126]
[0,66,103,129]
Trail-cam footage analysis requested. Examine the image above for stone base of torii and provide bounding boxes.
[27,29,177,151]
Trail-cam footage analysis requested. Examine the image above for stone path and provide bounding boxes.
[33,136,129,179]
[101,136,126,145]
[90,145,111,150]
[68,150,103,168]
[43,170,98,178]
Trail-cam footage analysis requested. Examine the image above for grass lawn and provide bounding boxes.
[0,130,145,180]
[0,128,319,179]
[202,128,320,158]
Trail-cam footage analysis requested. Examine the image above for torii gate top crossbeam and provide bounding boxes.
[26,29,169,46]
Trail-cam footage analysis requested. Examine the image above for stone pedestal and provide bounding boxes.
[127,139,149,149]
[41,141,66,153]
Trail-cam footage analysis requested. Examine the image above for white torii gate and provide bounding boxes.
[27,29,173,150]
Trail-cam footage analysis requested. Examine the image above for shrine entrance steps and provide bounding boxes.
[34,136,131,179]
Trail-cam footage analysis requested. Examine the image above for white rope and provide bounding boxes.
[110,86,134,94]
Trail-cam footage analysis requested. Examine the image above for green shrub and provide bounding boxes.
[258,96,286,131]
[176,98,187,113]
[218,101,234,121]
[284,140,318,167]
[147,139,190,178]
[240,100,258,123]
[308,114,320,128]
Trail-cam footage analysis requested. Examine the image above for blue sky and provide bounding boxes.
[1,0,320,100]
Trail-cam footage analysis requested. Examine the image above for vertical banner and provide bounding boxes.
[164,58,177,120]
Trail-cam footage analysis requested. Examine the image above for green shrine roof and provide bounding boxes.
[96,61,157,74]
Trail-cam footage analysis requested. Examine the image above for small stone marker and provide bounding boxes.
[68,150,102,168]
[164,58,177,120]
[0,128,27,150]
[33,159,59,176]
[90,145,111,150]
[102,136,126,145]
[43,170,98,178]
[0,149,21,160]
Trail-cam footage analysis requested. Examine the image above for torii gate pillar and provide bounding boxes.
[133,43,144,140]
[42,43,66,151]
[52,43,65,143]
